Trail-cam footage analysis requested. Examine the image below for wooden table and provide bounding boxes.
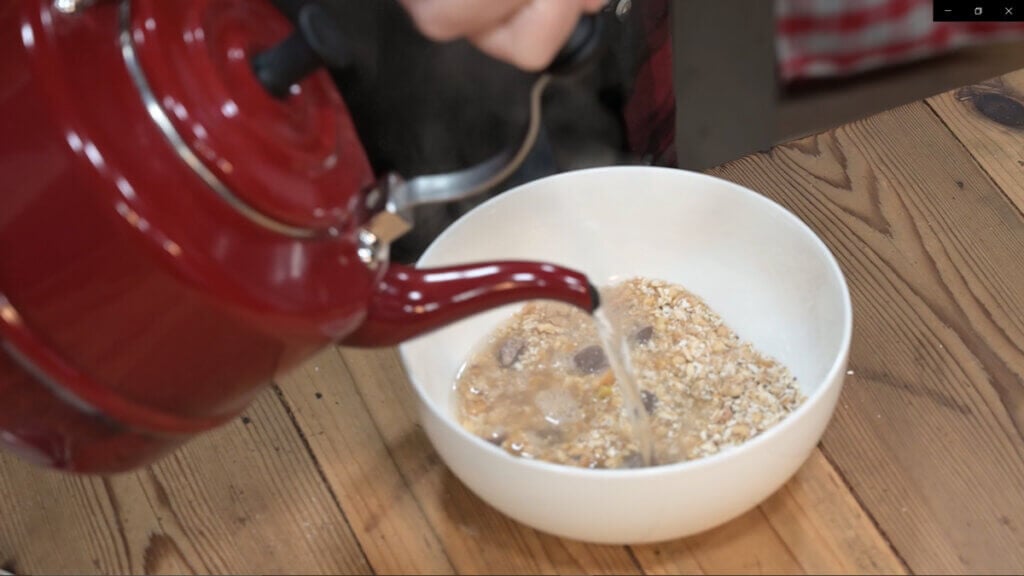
[4,69,1024,576]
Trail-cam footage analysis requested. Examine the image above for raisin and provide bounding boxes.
[641,390,658,414]
[573,345,608,374]
[633,325,654,345]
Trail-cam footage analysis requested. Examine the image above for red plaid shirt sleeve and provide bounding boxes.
[622,0,676,166]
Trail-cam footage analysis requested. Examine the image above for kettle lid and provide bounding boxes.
[124,0,374,235]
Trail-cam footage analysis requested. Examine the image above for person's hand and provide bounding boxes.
[396,0,607,71]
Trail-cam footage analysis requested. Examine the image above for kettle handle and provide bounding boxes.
[547,13,605,77]
[378,13,608,224]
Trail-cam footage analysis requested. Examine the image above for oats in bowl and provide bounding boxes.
[455,278,805,469]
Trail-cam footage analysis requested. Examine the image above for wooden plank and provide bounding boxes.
[758,450,907,574]
[274,348,454,575]
[0,391,370,575]
[0,467,132,575]
[634,508,800,575]
[925,68,1024,216]
[708,100,1024,573]
[335,347,644,575]
[633,450,907,575]
[672,0,777,170]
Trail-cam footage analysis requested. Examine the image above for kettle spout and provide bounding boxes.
[341,262,600,347]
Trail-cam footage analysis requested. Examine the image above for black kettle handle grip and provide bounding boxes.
[546,14,605,77]
[252,3,351,99]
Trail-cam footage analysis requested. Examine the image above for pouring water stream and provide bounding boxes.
[594,307,654,467]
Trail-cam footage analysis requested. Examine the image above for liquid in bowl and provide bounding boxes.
[454,278,806,470]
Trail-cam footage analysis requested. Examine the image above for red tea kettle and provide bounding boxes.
[0,0,602,473]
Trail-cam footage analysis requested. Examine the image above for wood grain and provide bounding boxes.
[631,449,906,575]
[926,69,1024,218]
[757,451,907,574]
[337,347,644,575]
[0,390,370,575]
[0,265,912,575]
[708,98,1024,573]
[274,348,454,575]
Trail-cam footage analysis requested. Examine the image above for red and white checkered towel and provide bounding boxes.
[777,0,1024,81]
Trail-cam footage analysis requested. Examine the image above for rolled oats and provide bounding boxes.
[455,278,805,469]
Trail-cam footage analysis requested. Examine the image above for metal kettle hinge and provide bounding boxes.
[357,174,414,271]
[354,69,555,271]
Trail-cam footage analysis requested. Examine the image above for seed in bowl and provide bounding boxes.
[454,278,806,469]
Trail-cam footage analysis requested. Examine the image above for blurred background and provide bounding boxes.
[270,0,1024,259]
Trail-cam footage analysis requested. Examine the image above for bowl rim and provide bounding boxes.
[398,165,854,478]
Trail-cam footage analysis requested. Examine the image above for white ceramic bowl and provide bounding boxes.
[398,166,852,544]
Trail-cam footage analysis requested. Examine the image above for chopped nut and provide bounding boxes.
[536,323,560,334]
[463,394,488,416]
[713,407,732,424]
[724,382,745,398]
[730,423,751,439]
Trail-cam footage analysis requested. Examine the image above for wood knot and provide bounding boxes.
[973,93,1024,128]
